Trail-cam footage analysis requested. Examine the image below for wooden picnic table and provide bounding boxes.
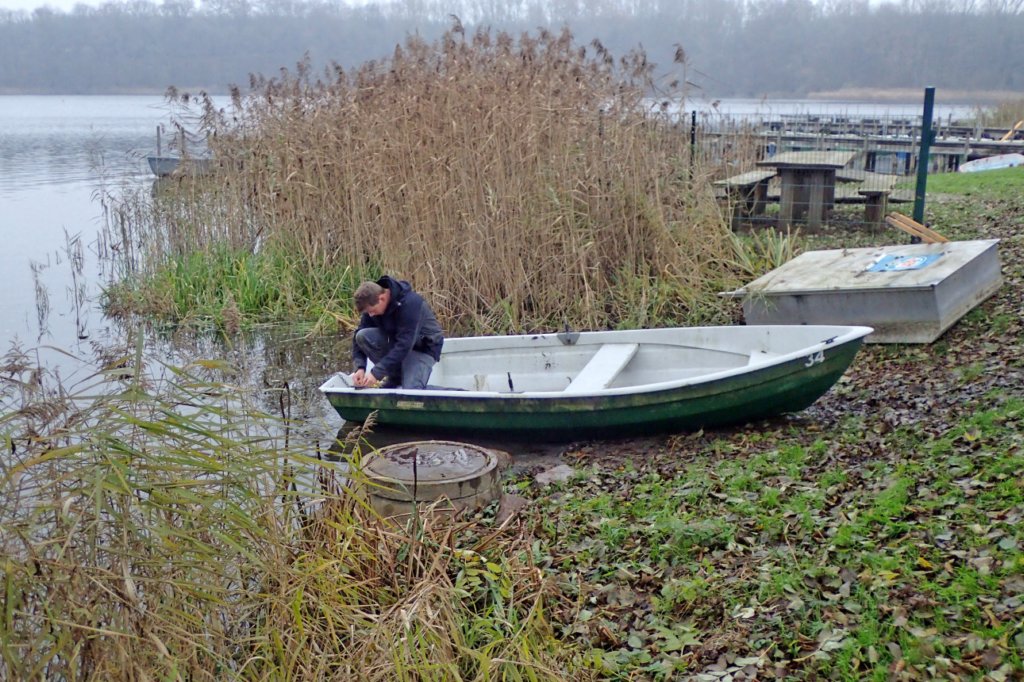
[713,169,776,225]
[757,150,858,229]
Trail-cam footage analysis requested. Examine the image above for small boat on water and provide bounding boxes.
[147,155,212,178]
[958,153,1024,173]
[319,325,872,440]
[148,124,213,177]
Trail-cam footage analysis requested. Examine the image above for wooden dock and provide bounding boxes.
[699,114,1024,175]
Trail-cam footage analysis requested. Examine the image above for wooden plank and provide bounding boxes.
[757,150,857,170]
[565,344,638,393]
[777,169,798,222]
[886,212,930,241]
[858,174,898,194]
[834,184,871,202]
[1000,120,1024,142]
[836,169,894,184]
[885,212,949,243]
[807,169,827,228]
[888,213,948,242]
[713,170,776,187]
[835,168,871,183]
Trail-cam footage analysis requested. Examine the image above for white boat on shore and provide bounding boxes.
[320,324,872,440]
[959,153,1024,173]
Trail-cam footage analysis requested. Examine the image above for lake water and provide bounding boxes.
[0,95,162,348]
[688,96,976,121]
[0,94,351,449]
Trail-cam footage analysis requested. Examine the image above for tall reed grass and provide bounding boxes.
[970,97,1024,128]
[0,339,591,680]
[106,26,736,334]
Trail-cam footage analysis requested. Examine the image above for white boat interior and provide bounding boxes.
[323,325,871,397]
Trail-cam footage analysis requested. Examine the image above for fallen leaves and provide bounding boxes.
[509,191,1024,679]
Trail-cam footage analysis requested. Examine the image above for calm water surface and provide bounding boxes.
[0,95,346,447]
[690,96,975,121]
[0,96,164,347]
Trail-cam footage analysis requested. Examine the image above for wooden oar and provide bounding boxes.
[1000,120,1024,142]
[885,212,949,244]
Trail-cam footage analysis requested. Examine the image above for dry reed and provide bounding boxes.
[0,342,591,680]
[112,26,736,334]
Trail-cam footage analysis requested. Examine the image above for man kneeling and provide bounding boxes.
[350,276,444,389]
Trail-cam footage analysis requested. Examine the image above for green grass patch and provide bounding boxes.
[920,166,1024,197]
[103,243,372,332]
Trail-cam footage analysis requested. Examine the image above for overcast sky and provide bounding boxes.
[0,0,165,11]
[2,0,138,11]
[1,0,896,14]
[0,0,376,12]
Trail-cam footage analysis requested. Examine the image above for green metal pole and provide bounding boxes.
[689,110,697,179]
[913,86,936,224]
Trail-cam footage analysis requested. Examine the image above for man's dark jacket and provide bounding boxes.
[352,275,444,381]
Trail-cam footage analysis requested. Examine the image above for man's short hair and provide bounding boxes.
[354,281,385,313]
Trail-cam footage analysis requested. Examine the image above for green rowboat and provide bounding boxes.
[319,325,872,440]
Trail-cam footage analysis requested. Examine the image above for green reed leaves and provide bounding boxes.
[103,243,368,332]
[727,226,803,278]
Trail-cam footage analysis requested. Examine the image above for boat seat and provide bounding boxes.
[564,343,639,393]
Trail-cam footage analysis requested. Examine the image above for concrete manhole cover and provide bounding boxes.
[363,440,501,517]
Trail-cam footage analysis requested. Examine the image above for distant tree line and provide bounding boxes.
[1,0,1022,96]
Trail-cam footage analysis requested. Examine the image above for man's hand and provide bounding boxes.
[352,368,381,388]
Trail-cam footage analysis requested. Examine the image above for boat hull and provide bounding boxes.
[320,325,870,440]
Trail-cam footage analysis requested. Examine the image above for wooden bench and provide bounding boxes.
[714,170,776,225]
[857,174,898,225]
[835,169,897,185]
[832,172,900,224]
[564,343,638,393]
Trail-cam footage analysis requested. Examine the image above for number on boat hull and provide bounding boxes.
[804,350,825,367]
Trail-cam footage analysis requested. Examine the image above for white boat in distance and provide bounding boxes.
[147,155,212,177]
[959,153,1024,173]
